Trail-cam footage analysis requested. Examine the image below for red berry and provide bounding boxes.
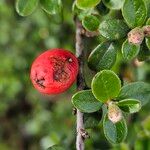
[30,49,79,94]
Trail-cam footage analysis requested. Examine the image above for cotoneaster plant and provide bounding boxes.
[15,0,150,149]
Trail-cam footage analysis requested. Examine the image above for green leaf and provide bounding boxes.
[117,82,150,106]
[146,18,150,50]
[146,38,150,50]
[118,99,141,113]
[143,0,150,18]
[47,145,64,150]
[92,70,121,102]
[82,15,100,31]
[84,111,102,129]
[76,0,101,10]
[88,41,117,71]
[99,19,129,40]
[72,90,102,113]
[40,0,62,15]
[122,0,147,28]
[15,0,38,16]
[103,114,127,144]
[138,42,150,61]
[121,39,140,60]
[102,0,125,10]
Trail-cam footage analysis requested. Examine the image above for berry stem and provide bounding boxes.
[75,19,86,150]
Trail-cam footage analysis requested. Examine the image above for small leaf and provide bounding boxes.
[146,38,150,50]
[118,99,141,113]
[121,39,140,60]
[72,90,102,113]
[145,18,150,50]
[99,19,129,40]
[88,41,117,71]
[103,114,127,144]
[82,15,100,31]
[92,70,121,102]
[84,111,102,129]
[102,0,125,10]
[16,0,38,16]
[117,82,150,106]
[76,0,101,10]
[138,42,150,61]
[47,145,64,150]
[40,0,62,15]
[122,0,147,28]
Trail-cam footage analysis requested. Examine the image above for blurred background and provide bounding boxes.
[0,0,150,150]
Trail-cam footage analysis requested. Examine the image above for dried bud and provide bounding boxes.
[143,25,150,37]
[108,102,122,124]
[128,27,144,45]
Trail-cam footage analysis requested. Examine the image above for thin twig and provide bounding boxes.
[75,19,87,150]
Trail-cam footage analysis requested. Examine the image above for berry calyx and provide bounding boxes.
[30,49,79,94]
[108,102,122,124]
[128,27,144,45]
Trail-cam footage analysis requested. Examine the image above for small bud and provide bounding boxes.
[128,27,144,45]
[108,102,122,124]
[143,25,150,37]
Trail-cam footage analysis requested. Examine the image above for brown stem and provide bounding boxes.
[75,19,86,150]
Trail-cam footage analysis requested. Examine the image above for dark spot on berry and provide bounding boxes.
[34,73,45,89]
[50,57,70,82]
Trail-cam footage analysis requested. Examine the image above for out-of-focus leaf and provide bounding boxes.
[102,0,125,10]
[121,39,140,60]
[16,0,38,16]
[122,0,147,28]
[72,90,102,113]
[103,114,127,144]
[117,82,150,106]
[99,19,129,40]
[76,0,101,10]
[92,70,121,102]
[88,41,117,71]
[40,0,62,15]
[82,15,100,31]
[118,99,141,113]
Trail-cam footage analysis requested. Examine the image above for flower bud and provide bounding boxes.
[143,25,150,37]
[108,102,122,124]
[128,27,144,45]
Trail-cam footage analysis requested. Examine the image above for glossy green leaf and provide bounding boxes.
[82,15,100,31]
[103,114,127,144]
[88,41,117,71]
[72,90,102,113]
[40,0,62,15]
[99,19,129,40]
[16,0,38,16]
[76,0,101,10]
[122,0,147,28]
[84,111,102,129]
[92,70,121,102]
[121,39,140,60]
[118,99,141,113]
[47,145,64,150]
[117,82,150,106]
[103,0,125,10]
